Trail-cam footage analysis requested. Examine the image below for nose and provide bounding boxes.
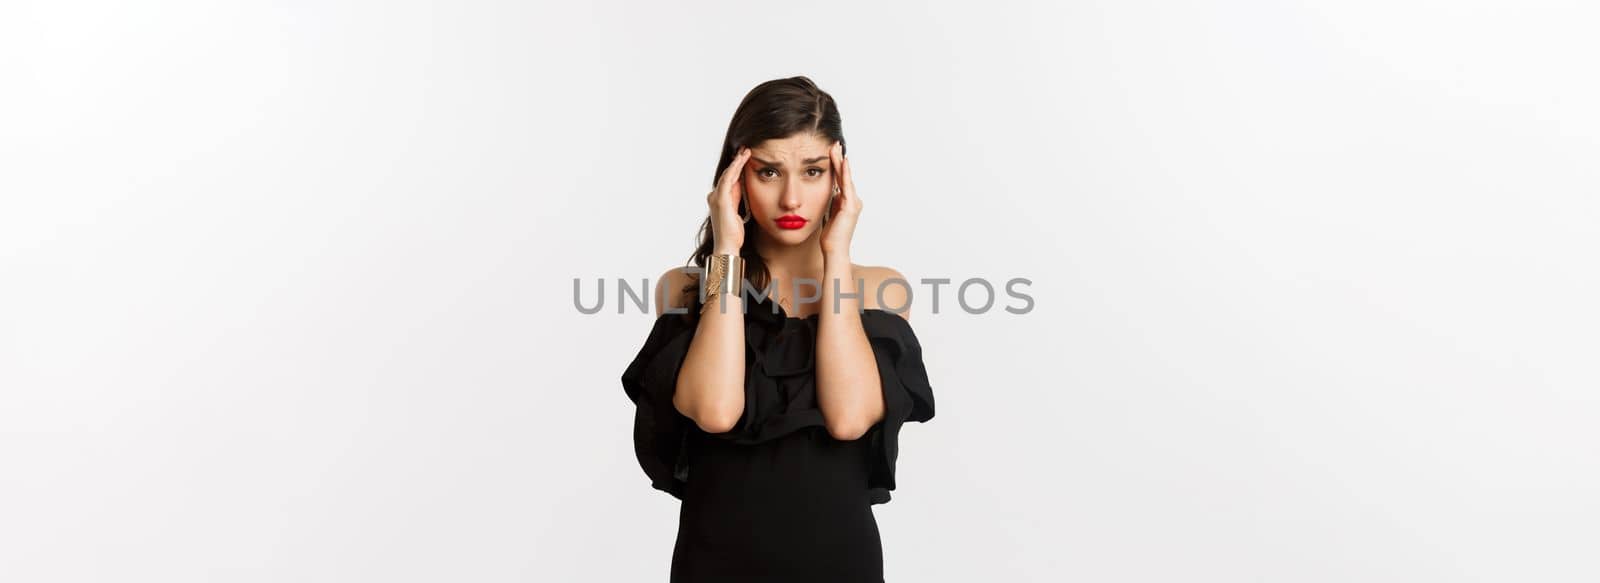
[780,176,803,211]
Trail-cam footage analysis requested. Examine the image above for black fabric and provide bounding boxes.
[620,292,936,581]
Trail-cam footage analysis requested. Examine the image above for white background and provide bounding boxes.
[3,1,1597,581]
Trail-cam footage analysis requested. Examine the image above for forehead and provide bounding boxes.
[750,134,830,163]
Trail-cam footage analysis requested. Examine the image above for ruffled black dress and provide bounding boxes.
[621,292,936,582]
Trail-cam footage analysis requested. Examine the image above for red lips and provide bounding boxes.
[776,214,807,230]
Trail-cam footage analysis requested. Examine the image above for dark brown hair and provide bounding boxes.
[676,76,847,317]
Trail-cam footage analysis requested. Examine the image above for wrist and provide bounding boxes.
[702,253,745,299]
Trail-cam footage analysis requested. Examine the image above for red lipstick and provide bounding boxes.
[776,214,807,230]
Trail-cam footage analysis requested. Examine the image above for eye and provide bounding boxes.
[758,168,778,179]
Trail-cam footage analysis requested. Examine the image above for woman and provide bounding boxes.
[621,76,937,582]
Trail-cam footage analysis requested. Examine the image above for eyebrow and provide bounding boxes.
[751,155,830,167]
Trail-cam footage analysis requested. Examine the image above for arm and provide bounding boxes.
[814,258,894,441]
[657,266,746,434]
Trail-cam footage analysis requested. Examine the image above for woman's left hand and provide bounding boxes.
[820,141,862,256]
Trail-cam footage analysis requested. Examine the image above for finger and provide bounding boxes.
[731,148,752,204]
[838,144,851,194]
[839,169,848,201]
[829,143,845,197]
[844,150,857,200]
[718,152,740,188]
[720,147,751,188]
[832,144,848,198]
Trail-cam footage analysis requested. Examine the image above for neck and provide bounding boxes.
[753,228,828,303]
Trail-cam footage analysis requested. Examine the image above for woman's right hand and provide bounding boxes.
[707,146,752,254]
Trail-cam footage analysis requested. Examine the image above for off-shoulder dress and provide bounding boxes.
[621,292,936,582]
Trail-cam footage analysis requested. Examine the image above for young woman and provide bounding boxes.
[621,76,937,582]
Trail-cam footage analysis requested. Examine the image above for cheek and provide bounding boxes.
[744,185,770,205]
[743,189,774,218]
[810,186,834,209]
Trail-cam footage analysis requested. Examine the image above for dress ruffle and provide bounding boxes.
[620,293,935,505]
[619,310,697,499]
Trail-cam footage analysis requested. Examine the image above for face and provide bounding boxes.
[742,133,837,247]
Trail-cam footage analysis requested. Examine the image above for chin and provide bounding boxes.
[775,232,808,245]
[767,228,814,246]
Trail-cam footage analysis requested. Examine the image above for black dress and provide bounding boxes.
[621,292,936,582]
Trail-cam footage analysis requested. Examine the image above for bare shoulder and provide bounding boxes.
[854,263,912,321]
[654,265,696,316]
